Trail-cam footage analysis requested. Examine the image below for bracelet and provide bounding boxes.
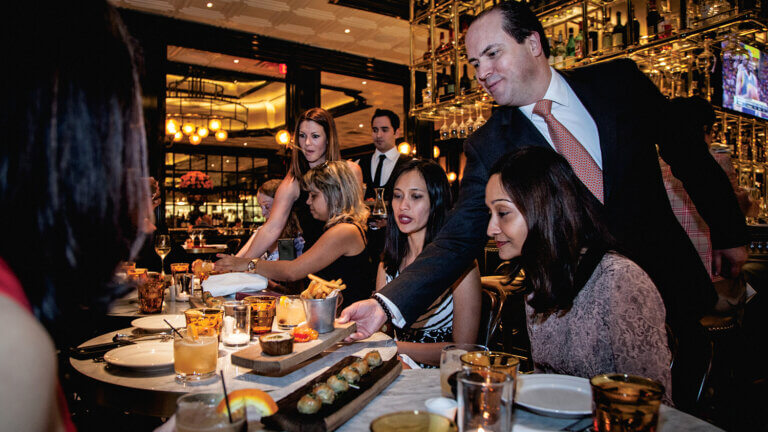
[371,294,393,323]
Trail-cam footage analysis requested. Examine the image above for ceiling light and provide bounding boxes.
[165,119,178,135]
[182,123,196,135]
[275,129,291,146]
[211,163,215,167]
[208,118,222,131]
[233,59,240,64]
[207,2,213,7]
[243,143,248,146]
[215,130,228,141]
[189,134,202,145]
[358,123,364,128]
[344,29,350,33]
[362,81,367,85]
[398,142,411,155]
[173,131,183,142]
[197,126,209,138]
[226,159,230,163]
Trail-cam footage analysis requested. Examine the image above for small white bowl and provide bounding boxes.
[425,397,458,420]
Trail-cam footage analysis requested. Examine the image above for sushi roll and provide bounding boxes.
[313,383,336,404]
[339,366,360,384]
[297,393,321,414]
[350,359,369,376]
[364,350,382,368]
[327,374,349,393]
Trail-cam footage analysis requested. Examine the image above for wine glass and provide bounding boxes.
[154,234,171,279]
[466,105,475,135]
[475,103,487,129]
[439,114,449,140]
[458,109,467,138]
[449,111,459,138]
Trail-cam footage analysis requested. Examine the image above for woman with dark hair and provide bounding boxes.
[216,108,362,271]
[486,147,672,402]
[0,1,151,429]
[237,161,374,309]
[377,159,481,367]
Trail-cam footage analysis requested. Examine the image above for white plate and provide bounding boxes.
[103,342,174,370]
[515,374,592,418]
[131,314,186,332]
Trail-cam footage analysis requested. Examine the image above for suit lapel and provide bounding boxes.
[500,107,550,150]
[561,70,619,203]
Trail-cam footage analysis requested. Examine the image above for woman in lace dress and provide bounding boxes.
[377,159,481,368]
[486,147,673,403]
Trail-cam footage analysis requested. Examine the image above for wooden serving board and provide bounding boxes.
[261,355,402,432]
[230,322,357,374]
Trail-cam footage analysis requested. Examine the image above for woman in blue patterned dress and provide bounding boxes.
[376,159,481,368]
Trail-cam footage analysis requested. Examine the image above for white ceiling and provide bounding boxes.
[111,0,414,65]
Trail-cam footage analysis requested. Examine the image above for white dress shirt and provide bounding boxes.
[370,146,401,187]
[518,67,603,169]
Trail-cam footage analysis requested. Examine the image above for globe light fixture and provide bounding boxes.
[398,142,411,155]
[209,118,222,131]
[189,134,202,145]
[215,130,228,141]
[165,119,178,135]
[197,126,209,138]
[275,129,291,146]
[182,123,196,135]
[173,131,183,142]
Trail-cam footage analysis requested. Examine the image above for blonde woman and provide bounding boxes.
[216,108,362,272]
[219,161,374,309]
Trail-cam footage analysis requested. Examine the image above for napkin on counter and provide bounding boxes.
[202,272,267,297]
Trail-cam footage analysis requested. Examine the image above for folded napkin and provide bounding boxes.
[202,272,267,297]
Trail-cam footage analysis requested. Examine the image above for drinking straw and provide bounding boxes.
[163,319,185,339]
[220,370,234,423]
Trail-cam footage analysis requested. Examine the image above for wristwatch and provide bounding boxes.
[247,258,260,273]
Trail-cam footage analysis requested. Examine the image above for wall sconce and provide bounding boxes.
[275,129,291,146]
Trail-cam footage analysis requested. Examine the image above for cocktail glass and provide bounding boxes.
[244,296,276,336]
[173,329,219,382]
[184,308,224,339]
[276,295,306,331]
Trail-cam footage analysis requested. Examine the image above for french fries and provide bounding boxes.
[301,274,346,299]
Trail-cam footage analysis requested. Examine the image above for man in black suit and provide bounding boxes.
[359,109,411,201]
[359,109,412,263]
[340,2,747,406]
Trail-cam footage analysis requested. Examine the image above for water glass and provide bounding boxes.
[176,273,194,300]
[460,351,520,379]
[440,343,488,398]
[175,392,245,432]
[221,301,250,347]
[590,374,665,432]
[184,308,224,338]
[457,369,514,432]
[137,278,165,314]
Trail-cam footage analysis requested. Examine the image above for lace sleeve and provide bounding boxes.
[602,257,674,405]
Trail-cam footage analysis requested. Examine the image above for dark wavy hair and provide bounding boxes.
[489,147,614,312]
[474,1,550,58]
[382,159,453,277]
[0,1,150,334]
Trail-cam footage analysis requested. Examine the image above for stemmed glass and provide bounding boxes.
[449,111,459,138]
[439,114,449,140]
[466,105,475,135]
[154,234,171,279]
[475,103,487,129]
[458,109,467,138]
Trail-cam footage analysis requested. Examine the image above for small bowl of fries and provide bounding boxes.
[300,274,345,333]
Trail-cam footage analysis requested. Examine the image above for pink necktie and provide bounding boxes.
[533,99,604,203]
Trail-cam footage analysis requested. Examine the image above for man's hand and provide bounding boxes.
[337,299,387,342]
[214,254,251,273]
[712,246,748,278]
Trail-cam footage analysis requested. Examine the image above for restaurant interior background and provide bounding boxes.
[59,0,768,430]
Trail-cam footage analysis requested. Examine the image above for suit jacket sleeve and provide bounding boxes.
[624,62,748,249]
[378,138,490,324]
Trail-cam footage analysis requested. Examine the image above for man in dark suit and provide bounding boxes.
[339,2,747,406]
[359,109,411,201]
[359,109,412,263]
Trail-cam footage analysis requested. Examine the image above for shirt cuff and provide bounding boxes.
[374,293,406,328]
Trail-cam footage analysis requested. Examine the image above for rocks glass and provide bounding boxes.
[590,374,665,432]
[244,296,276,336]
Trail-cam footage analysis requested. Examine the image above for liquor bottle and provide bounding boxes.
[423,34,432,61]
[647,0,662,37]
[612,11,625,49]
[446,65,456,97]
[602,9,614,51]
[554,31,565,63]
[588,20,599,54]
[437,68,448,99]
[438,29,454,56]
[630,5,641,45]
[566,28,576,57]
[548,36,556,64]
[459,64,472,94]
[574,27,584,58]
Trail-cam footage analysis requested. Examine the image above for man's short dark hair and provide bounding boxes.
[371,109,400,131]
[475,1,550,58]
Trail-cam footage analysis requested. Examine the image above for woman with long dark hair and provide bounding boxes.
[216,108,362,271]
[378,159,481,367]
[0,1,151,429]
[486,147,672,402]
